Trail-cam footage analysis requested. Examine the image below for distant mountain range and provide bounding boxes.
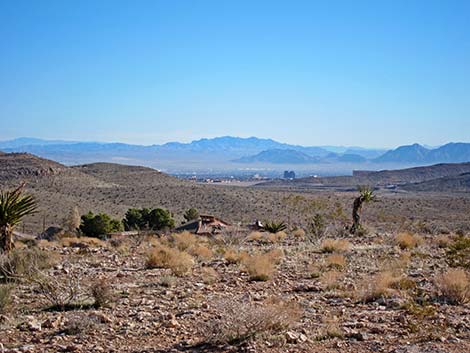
[1,137,470,174]
[374,143,470,164]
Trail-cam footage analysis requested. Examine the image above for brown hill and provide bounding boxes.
[401,172,470,192]
[0,152,69,181]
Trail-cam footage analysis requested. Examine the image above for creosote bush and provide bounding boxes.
[0,248,53,282]
[204,297,302,345]
[91,278,115,308]
[146,244,194,276]
[436,269,469,304]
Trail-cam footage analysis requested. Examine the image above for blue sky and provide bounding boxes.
[0,0,469,147]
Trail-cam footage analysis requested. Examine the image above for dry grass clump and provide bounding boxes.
[189,244,213,261]
[243,253,276,281]
[395,232,423,250]
[247,231,263,241]
[265,231,287,243]
[172,231,197,251]
[90,278,115,308]
[320,270,341,290]
[292,228,306,239]
[146,245,194,276]
[357,271,400,302]
[223,248,249,264]
[320,239,351,253]
[0,284,13,313]
[60,237,106,248]
[435,234,451,248]
[205,297,302,345]
[436,269,470,304]
[265,248,283,264]
[200,267,219,285]
[326,254,346,270]
[0,248,54,282]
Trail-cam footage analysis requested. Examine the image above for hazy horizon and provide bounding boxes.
[1,1,469,147]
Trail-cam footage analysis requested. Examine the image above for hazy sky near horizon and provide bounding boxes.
[1,0,469,148]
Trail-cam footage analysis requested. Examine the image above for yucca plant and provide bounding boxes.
[350,186,376,235]
[263,221,287,234]
[0,184,37,253]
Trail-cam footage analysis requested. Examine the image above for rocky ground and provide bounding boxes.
[0,229,469,353]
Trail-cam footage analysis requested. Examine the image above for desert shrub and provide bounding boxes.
[395,232,423,249]
[446,236,470,269]
[59,236,106,248]
[34,271,90,310]
[436,269,469,304]
[263,221,287,234]
[292,228,306,239]
[204,297,302,345]
[80,212,123,237]
[435,234,451,248]
[159,275,176,288]
[172,231,197,251]
[326,254,346,270]
[146,245,194,276]
[357,271,399,302]
[183,208,200,222]
[61,314,100,335]
[223,248,249,264]
[320,270,341,290]
[91,278,115,308]
[148,208,175,230]
[189,244,213,260]
[200,267,219,285]
[265,248,283,264]
[320,239,351,253]
[0,284,13,312]
[243,253,276,281]
[308,213,326,238]
[247,231,263,241]
[0,248,52,282]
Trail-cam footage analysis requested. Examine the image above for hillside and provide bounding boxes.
[402,172,470,192]
[0,152,70,181]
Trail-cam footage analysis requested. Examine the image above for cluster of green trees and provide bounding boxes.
[78,207,200,237]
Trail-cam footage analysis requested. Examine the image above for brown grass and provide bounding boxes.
[320,270,341,290]
[172,231,197,251]
[292,228,306,239]
[320,239,351,253]
[60,237,106,248]
[200,267,219,285]
[326,254,346,270]
[436,269,470,304]
[146,245,194,276]
[205,297,302,344]
[357,271,400,302]
[189,244,213,261]
[395,232,423,250]
[247,231,263,241]
[243,253,276,281]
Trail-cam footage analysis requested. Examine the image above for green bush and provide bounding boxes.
[183,208,200,223]
[447,236,470,269]
[80,212,123,237]
[122,207,175,231]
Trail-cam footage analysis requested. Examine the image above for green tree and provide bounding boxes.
[183,208,199,223]
[123,208,147,230]
[0,184,37,252]
[80,212,123,237]
[148,208,175,230]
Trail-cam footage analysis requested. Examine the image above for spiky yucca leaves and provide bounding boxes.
[0,184,38,252]
[263,221,287,234]
[350,186,376,235]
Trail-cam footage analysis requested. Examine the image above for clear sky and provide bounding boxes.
[0,0,469,148]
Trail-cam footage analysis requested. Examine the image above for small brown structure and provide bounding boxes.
[175,214,230,235]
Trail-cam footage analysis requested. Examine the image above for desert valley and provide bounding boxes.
[0,150,469,353]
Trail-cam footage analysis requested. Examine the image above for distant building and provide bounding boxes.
[175,214,231,235]
[283,170,296,179]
